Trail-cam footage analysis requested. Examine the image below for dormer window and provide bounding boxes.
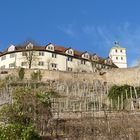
[66,48,74,56]
[82,52,89,59]
[26,43,33,50]
[92,55,99,61]
[68,50,72,54]
[8,45,15,52]
[48,46,53,50]
[46,44,54,51]
[105,58,112,64]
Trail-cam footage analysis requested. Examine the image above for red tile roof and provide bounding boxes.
[0,43,117,68]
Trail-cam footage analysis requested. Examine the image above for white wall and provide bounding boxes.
[109,48,127,68]
[0,51,93,72]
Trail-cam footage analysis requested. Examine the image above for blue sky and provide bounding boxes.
[0,0,140,67]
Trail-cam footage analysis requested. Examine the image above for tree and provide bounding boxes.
[0,86,53,139]
[31,70,42,81]
[108,85,140,109]
[46,58,52,70]
[24,43,39,69]
[19,42,39,69]
[18,68,25,80]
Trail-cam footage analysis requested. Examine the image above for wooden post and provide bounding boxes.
[117,96,120,110]
[130,87,133,99]
[125,90,128,100]
[121,94,123,110]
[110,99,113,110]
[138,99,140,110]
[134,86,138,99]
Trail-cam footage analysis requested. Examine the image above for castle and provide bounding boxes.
[109,42,127,68]
[0,42,127,72]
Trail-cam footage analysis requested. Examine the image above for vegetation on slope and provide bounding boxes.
[0,87,53,140]
[108,84,140,109]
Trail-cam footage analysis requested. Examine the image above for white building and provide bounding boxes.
[0,42,117,72]
[109,42,127,68]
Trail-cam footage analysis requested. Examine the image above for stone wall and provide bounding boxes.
[0,68,105,83]
[105,67,140,86]
[1,67,140,86]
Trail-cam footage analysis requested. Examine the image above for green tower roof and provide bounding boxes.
[111,42,125,50]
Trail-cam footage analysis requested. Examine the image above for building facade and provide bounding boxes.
[0,42,117,72]
[109,42,127,68]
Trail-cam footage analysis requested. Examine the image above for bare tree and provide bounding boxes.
[46,58,52,70]
[22,43,39,69]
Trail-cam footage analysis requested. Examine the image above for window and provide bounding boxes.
[51,63,57,68]
[1,65,5,69]
[115,49,117,53]
[8,45,15,52]
[68,57,73,61]
[21,62,27,66]
[84,54,89,58]
[39,51,44,56]
[10,53,15,58]
[68,50,73,55]
[68,67,72,71]
[120,50,122,53]
[48,46,53,50]
[1,56,6,61]
[26,43,33,50]
[105,66,108,69]
[98,64,102,68]
[121,57,123,60]
[116,57,118,60]
[9,63,15,68]
[22,52,27,56]
[82,70,87,73]
[52,53,57,58]
[38,61,44,66]
[81,60,86,65]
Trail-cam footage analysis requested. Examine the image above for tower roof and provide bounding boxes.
[111,42,125,50]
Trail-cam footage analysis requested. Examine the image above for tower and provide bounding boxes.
[109,42,127,68]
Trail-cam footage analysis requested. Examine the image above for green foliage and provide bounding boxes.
[18,68,25,80]
[0,124,41,140]
[0,124,23,140]
[5,75,15,82]
[36,91,51,107]
[21,125,41,140]
[0,87,52,139]
[108,85,140,109]
[31,70,42,81]
[0,81,6,91]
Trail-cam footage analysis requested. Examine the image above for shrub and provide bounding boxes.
[0,124,41,140]
[18,68,25,80]
[31,70,42,81]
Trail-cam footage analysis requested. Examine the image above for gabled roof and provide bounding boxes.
[54,45,67,53]
[0,42,117,68]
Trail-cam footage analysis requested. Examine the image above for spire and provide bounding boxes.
[114,41,120,48]
[114,41,119,45]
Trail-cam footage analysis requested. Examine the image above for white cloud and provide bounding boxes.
[58,22,140,67]
[82,22,140,67]
[58,24,78,39]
